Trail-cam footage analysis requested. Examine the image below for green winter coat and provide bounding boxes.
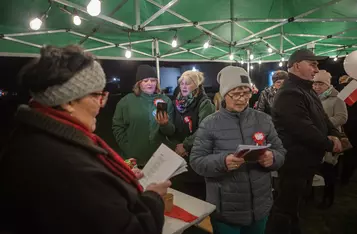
[112,92,175,166]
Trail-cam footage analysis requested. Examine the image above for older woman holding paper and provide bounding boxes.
[190,66,286,234]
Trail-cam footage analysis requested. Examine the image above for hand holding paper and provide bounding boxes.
[225,154,245,171]
[258,150,274,168]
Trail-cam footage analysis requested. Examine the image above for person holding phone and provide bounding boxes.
[190,66,286,234]
[169,71,215,200]
[112,65,175,166]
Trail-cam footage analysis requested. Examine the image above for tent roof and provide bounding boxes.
[1,0,357,63]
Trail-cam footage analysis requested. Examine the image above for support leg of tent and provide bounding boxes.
[247,50,250,74]
[155,39,161,84]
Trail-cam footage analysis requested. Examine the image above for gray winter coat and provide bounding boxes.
[190,107,286,225]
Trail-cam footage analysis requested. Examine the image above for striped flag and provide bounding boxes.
[338,79,357,106]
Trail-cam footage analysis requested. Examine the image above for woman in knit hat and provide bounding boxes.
[112,64,175,166]
[257,70,288,115]
[169,70,215,200]
[0,45,170,234]
[313,70,348,208]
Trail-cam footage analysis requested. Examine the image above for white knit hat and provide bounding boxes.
[217,66,252,97]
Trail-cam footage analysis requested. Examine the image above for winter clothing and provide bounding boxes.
[178,71,204,88]
[190,107,286,226]
[217,66,252,97]
[266,72,340,234]
[112,93,175,166]
[287,48,328,68]
[213,92,223,111]
[136,65,157,82]
[31,61,106,107]
[256,86,277,115]
[314,70,332,86]
[0,105,165,234]
[319,87,348,165]
[169,88,215,199]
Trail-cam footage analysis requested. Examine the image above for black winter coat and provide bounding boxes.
[272,73,340,175]
[0,106,164,234]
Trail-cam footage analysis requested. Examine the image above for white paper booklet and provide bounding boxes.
[139,144,187,189]
[235,144,271,162]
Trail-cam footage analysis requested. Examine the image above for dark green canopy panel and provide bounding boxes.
[1,0,357,63]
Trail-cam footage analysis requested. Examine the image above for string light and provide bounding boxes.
[250,65,254,70]
[249,54,254,60]
[268,47,273,53]
[258,60,262,64]
[73,15,81,26]
[30,17,42,30]
[333,56,338,61]
[125,48,132,58]
[229,54,234,60]
[279,62,283,67]
[240,59,244,65]
[171,36,177,48]
[281,57,285,62]
[87,0,101,16]
[203,40,210,49]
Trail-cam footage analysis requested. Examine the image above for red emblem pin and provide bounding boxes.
[253,132,265,146]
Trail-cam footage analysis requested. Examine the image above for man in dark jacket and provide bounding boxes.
[266,49,342,234]
[256,70,288,115]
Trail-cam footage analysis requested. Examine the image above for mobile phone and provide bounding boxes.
[157,102,168,113]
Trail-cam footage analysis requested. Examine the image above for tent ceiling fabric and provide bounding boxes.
[1,0,357,62]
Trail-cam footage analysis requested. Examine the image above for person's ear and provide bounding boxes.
[60,102,75,114]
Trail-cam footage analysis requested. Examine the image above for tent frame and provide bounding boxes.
[2,0,357,79]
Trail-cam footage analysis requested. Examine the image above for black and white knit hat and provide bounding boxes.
[31,61,106,107]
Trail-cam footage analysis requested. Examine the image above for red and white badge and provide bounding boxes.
[253,132,265,146]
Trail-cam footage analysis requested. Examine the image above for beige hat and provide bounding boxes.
[313,70,331,86]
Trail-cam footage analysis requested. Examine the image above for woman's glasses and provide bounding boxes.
[226,91,252,100]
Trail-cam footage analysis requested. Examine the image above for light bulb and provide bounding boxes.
[240,59,244,65]
[279,62,283,67]
[281,57,285,62]
[229,54,234,60]
[87,0,101,16]
[73,15,82,26]
[268,47,273,53]
[250,65,254,70]
[171,38,177,48]
[258,60,262,64]
[333,57,338,61]
[249,54,254,60]
[125,49,132,58]
[192,66,197,71]
[29,17,42,30]
[203,41,209,49]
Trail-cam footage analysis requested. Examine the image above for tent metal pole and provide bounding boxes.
[285,33,325,38]
[145,23,193,31]
[52,0,132,29]
[140,0,179,28]
[230,0,234,44]
[190,51,210,60]
[4,29,66,37]
[135,0,141,27]
[283,35,296,46]
[236,0,342,43]
[145,0,230,45]
[161,50,187,58]
[316,43,345,47]
[316,45,357,55]
[212,46,228,54]
[155,39,161,83]
[159,39,208,59]
[69,31,114,45]
[3,36,42,48]
[120,39,153,46]
[85,45,116,52]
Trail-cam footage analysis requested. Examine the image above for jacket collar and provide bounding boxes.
[15,105,107,155]
[288,72,313,90]
[220,105,251,119]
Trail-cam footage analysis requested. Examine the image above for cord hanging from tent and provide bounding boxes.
[29,1,52,31]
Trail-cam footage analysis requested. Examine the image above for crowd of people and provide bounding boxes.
[0,44,355,234]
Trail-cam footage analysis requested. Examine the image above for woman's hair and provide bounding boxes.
[133,80,161,96]
[178,71,205,88]
[19,45,95,93]
[272,70,288,83]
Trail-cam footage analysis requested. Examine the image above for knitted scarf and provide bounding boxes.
[30,101,143,193]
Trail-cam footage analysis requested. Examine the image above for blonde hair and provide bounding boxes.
[178,71,205,88]
[133,80,161,96]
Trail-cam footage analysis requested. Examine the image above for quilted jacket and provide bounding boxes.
[190,107,286,225]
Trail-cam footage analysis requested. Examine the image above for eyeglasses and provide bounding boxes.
[227,91,252,100]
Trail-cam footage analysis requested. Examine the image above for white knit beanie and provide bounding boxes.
[217,66,252,97]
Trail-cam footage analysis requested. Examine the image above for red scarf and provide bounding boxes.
[30,101,143,193]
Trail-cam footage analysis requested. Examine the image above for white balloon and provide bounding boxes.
[344,50,357,78]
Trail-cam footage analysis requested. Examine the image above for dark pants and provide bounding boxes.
[341,148,357,185]
[320,162,337,206]
[265,171,315,234]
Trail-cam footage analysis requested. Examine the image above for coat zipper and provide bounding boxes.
[238,115,255,223]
